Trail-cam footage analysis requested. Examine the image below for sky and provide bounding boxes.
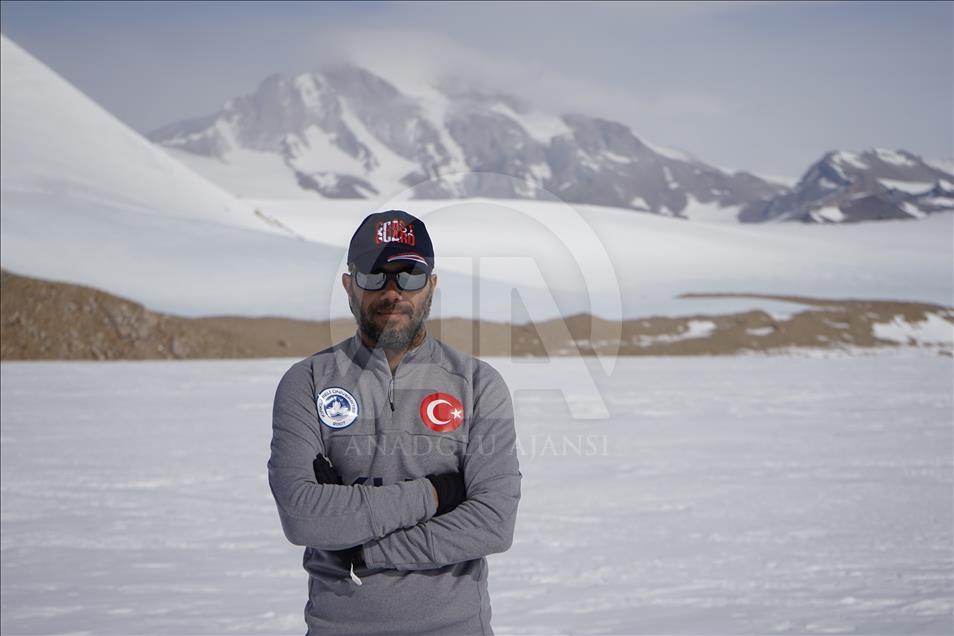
[1,0,951,177]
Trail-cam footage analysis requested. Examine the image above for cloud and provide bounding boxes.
[1,0,950,176]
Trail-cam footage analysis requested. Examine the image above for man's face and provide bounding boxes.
[342,262,437,349]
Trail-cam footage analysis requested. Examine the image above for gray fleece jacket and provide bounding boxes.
[267,331,522,635]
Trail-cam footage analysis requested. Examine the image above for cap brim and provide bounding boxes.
[385,253,431,267]
[351,249,433,273]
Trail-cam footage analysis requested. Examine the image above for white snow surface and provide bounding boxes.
[0,35,284,237]
[874,148,917,167]
[248,198,954,321]
[925,158,954,177]
[603,151,633,164]
[409,85,469,175]
[810,206,845,223]
[286,124,368,177]
[338,100,420,188]
[629,319,717,346]
[5,187,952,322]
[920,197,954,209]
[629,196,650,210]
[878,179,937,195]
[679,195,742,223]
[680,319,717,338]
[489,102,573,143]
[755,173,800,188]
[641,138,694,162]
[873,313,954,348]
[166,146,312,200]
[1,355,951,634]
[901,201,927,219]
[832,151,869,170]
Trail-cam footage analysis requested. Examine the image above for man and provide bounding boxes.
[267,210,522,635]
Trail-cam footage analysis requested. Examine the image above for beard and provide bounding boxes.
[349,284,433,350]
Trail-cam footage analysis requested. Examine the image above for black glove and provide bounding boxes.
[313,453,363,571]
[426,472,466,516]
[313,453,342,485]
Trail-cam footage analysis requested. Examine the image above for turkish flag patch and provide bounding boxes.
[420,392,465,433]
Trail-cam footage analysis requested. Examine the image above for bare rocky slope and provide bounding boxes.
[2,270,951,360]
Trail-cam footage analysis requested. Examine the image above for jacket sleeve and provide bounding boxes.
[360,360,522,570]
[267,361,438,549]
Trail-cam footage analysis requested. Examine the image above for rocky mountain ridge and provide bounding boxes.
[148,65,788,217]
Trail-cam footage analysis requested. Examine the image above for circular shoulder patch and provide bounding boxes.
[317,387,359,429]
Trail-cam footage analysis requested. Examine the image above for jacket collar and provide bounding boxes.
[346,329,434,374]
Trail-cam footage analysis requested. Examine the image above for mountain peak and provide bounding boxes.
[322,64,405,102]
[148,62,786,213]
[143,63,952,224]
[435,77,529,113]
[740,148,952,223]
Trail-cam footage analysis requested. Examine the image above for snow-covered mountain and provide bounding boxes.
[740,149,954,223]
[148,66,954,225]
[148,65,788,216]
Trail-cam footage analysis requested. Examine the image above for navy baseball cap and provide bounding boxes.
[347,210,434,273]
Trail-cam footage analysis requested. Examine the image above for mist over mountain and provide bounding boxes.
[148,64,787,217]
[148,64,953,224]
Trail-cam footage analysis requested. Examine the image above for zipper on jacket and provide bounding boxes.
[388,374,395,411]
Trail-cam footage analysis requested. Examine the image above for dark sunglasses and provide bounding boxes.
[350,267,429,291]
